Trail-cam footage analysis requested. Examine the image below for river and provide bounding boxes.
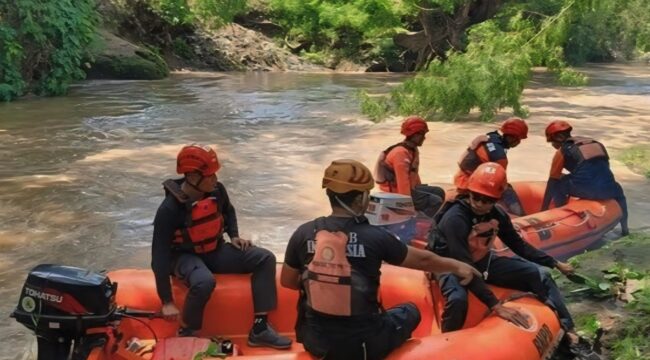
[0,64,648,358]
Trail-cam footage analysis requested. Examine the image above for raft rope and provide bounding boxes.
[121,314,158,343]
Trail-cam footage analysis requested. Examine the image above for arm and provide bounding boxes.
[217,182,239,239]
[439,213,500,308]
[389,147,414,196]
[541,151,565,211]
[281,225,307,290]
[151,201,178,304]
[280,264,301,290]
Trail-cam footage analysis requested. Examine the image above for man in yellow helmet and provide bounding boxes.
[280,159,480,360]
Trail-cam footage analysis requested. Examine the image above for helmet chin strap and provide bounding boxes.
[185,173,206,195]
[334,192,368,221]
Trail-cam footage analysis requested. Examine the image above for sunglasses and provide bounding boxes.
[470,192,498,205]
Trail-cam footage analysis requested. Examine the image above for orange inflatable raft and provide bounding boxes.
[61,264,563,360]
[412,181,623,260]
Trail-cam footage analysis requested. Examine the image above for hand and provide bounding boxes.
[452,260,481,286]
[231,237,253,251]
[556,261,575,276]
[161,302,180,322]
[492,303,530,328]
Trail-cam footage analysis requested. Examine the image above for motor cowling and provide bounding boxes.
[12,264,117,336]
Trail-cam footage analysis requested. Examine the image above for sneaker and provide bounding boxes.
[247,325,292,349]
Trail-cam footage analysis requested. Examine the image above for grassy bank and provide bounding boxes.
[619,145,650,179]
[556,232,650,359]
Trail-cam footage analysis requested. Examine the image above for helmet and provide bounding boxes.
[467,162,507,199]
[400,116,429,137]
[500,117,528,139]
[545,120,572,141]
[177,144,220,176]
[322,159,374,193]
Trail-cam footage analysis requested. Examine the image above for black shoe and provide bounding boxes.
[247,324,292,349]
[177,327,198,337]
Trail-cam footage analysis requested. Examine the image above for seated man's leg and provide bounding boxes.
[174,253,216,333]
[412,184,445,218]
[205,243,291,348]
[551,176,571,208]
[482,256,575,331]
[365,302,421,359]
[438,273,469,332]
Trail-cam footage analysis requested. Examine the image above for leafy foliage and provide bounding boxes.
[148,0,250,27]
[0,0,98,100]
[268,0,406,61]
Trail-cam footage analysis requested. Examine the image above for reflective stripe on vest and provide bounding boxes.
[172,197,223,254]
[562,136,609,172]
[467,219,499,262]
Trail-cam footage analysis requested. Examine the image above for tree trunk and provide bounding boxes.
[393,0,504,70]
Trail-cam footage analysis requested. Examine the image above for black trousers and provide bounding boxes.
[302,303,421,360]
[173,243,277,330]
[439,255,574,332]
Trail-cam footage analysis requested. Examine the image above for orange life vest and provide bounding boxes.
[467,219,499,262]
[302,219,375,317]
[163,180,224,254]
[374,142,418,187]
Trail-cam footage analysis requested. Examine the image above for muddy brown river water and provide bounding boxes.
[0,64,648,358]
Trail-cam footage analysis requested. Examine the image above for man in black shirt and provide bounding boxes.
[430,162,600,359]
[281,159,479,359]
[151,144,291,349]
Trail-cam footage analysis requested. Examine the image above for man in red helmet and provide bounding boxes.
[453,117,529,215]
[542,120,629,235]
[375,116,445,219]
[151,144,292,348]
[428,163,601,359]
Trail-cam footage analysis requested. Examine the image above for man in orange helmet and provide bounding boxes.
[375,116,445,218]
[428,163,600,359]
[542,120,628,235]
[453,117,529,215]
[151,144,292,348]
[281,159,479,360]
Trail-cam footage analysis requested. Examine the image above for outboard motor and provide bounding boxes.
[366,192,418,244]
[11,264,117,360]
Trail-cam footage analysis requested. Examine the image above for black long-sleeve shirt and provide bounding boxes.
[151,179,239,303]
[437,199,558,308]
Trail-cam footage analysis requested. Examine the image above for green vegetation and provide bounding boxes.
[344,0,650,121]
[558,232,650,359]
[619,145,650,179]
[148,0,249,27]
[0,0,98,101]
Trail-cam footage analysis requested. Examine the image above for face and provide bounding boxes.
[504,135,521,148]
[549,134,564,149]
[411,132,427,146]
[469,191,497,215]
[188,172,218,193]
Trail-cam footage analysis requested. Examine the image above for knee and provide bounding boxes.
[256,247,276,266]
[446,292,469,312]
[190,276,216,297]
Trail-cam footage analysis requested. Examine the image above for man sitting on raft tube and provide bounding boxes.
[453,117,529,215]
[428,162,602,360]
[281,159,479,360]
[542,119,629,236]
[374,116,445,218]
